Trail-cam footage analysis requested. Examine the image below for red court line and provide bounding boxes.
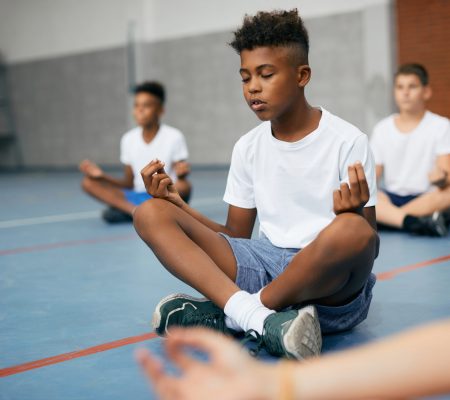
[376,253,450,281]
[0,234,136,256]
[0,332,157,378]
[1,253,449,378]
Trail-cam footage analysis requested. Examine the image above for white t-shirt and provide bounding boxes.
[120,124,189,192]
[370,111,450,196]
[223,108,377,249]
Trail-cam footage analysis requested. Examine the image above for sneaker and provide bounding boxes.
[102,207,133,223]
[421,212,448,237]
[152,293,230,336]
[441,209,450,228]
[245,306,322,360]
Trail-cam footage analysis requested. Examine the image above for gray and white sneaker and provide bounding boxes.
[152,293,230,336]
[245,305,322,360]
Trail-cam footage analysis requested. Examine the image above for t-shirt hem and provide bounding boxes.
[223,194,255,209]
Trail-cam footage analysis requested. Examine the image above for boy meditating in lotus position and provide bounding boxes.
[370,63,450,237]
[134,9,379,359]
[80,81,191,223]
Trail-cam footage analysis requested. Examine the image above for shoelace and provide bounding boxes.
[182,311,226,332]
[241,330,264,357]
[241,322,287,357]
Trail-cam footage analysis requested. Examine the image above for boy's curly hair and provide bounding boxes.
[134,81,165,104]
[229,9,309,64]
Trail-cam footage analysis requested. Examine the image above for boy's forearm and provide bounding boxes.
[294,320,450,399]
[179,202,234,236]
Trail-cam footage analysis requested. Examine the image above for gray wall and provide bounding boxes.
[4,47,129,167]
[1,9,393,168]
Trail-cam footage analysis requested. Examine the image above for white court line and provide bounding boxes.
[0,197,223,229]
[0,211,101,228]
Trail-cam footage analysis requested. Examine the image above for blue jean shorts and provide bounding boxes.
[220,233,376,334]
[123,189,152,206]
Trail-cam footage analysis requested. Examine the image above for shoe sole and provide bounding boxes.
[283,305,322,360]
[152,293,209,336]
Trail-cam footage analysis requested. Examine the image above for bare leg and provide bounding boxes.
[133,199,240,308]
[261,213,378,310]
[401,186,450,216]
[81,177,135,214]
[136,200,377,312]
[375,191,405,228]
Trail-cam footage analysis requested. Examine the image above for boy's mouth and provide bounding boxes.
[249,98,267,111]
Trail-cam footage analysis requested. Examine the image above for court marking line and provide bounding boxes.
[0,234,136,256]
[0,253,448,378]
[376,253,450,281]
[0,211,101,228]
[0,332,157,378]
[0,197,222,229]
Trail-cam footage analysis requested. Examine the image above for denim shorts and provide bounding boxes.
[123,189,152,206]
[220,233,376,334]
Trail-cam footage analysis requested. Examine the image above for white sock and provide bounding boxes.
[225,289,266,331]
[225,315,243,332]
[224,290,275,335]
[251,288,265,306]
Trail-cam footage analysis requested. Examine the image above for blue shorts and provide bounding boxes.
[123,189,152,206]
[220,233,376,334]
[385,190,420,207]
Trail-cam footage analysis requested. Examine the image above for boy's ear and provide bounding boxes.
[423,85,432,101]
[297,65,311,88]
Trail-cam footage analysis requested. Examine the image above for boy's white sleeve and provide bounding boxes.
[173,132,189,161]
[369,127,384,166]
[223,142,255,209]
[435,119,450,155]
[341,134,377,207]
[119,134,130,165]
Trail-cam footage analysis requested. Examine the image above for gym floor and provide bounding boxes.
[1,169,449,399]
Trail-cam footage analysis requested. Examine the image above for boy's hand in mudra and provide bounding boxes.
[333,162,370,216]
[141,159,184,208]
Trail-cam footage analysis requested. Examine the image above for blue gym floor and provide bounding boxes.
[1,169,449,399]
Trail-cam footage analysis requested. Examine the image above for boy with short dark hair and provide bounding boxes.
[80,81,191,223]
[134,10,379,359]
[370,63,450,236]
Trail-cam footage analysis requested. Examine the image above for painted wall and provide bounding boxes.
[0,0,394,168]
[396,0,450,118]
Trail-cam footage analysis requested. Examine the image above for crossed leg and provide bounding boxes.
[401,186,450,216]
[134,199,378,310]
[376,188,450,228]
[81,177,136,214]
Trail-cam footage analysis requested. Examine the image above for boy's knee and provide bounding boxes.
[331,213,377,251]
[133,198,169,233]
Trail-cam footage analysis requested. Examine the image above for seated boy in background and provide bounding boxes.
[80,81,191,223]
[370,64,450,236]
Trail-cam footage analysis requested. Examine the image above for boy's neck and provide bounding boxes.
[395,108,426,133]
[398,108,426,122]
[270,99,321,142]
[141,123,160,143]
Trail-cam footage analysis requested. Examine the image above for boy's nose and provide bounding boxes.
[248,83,261,94]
